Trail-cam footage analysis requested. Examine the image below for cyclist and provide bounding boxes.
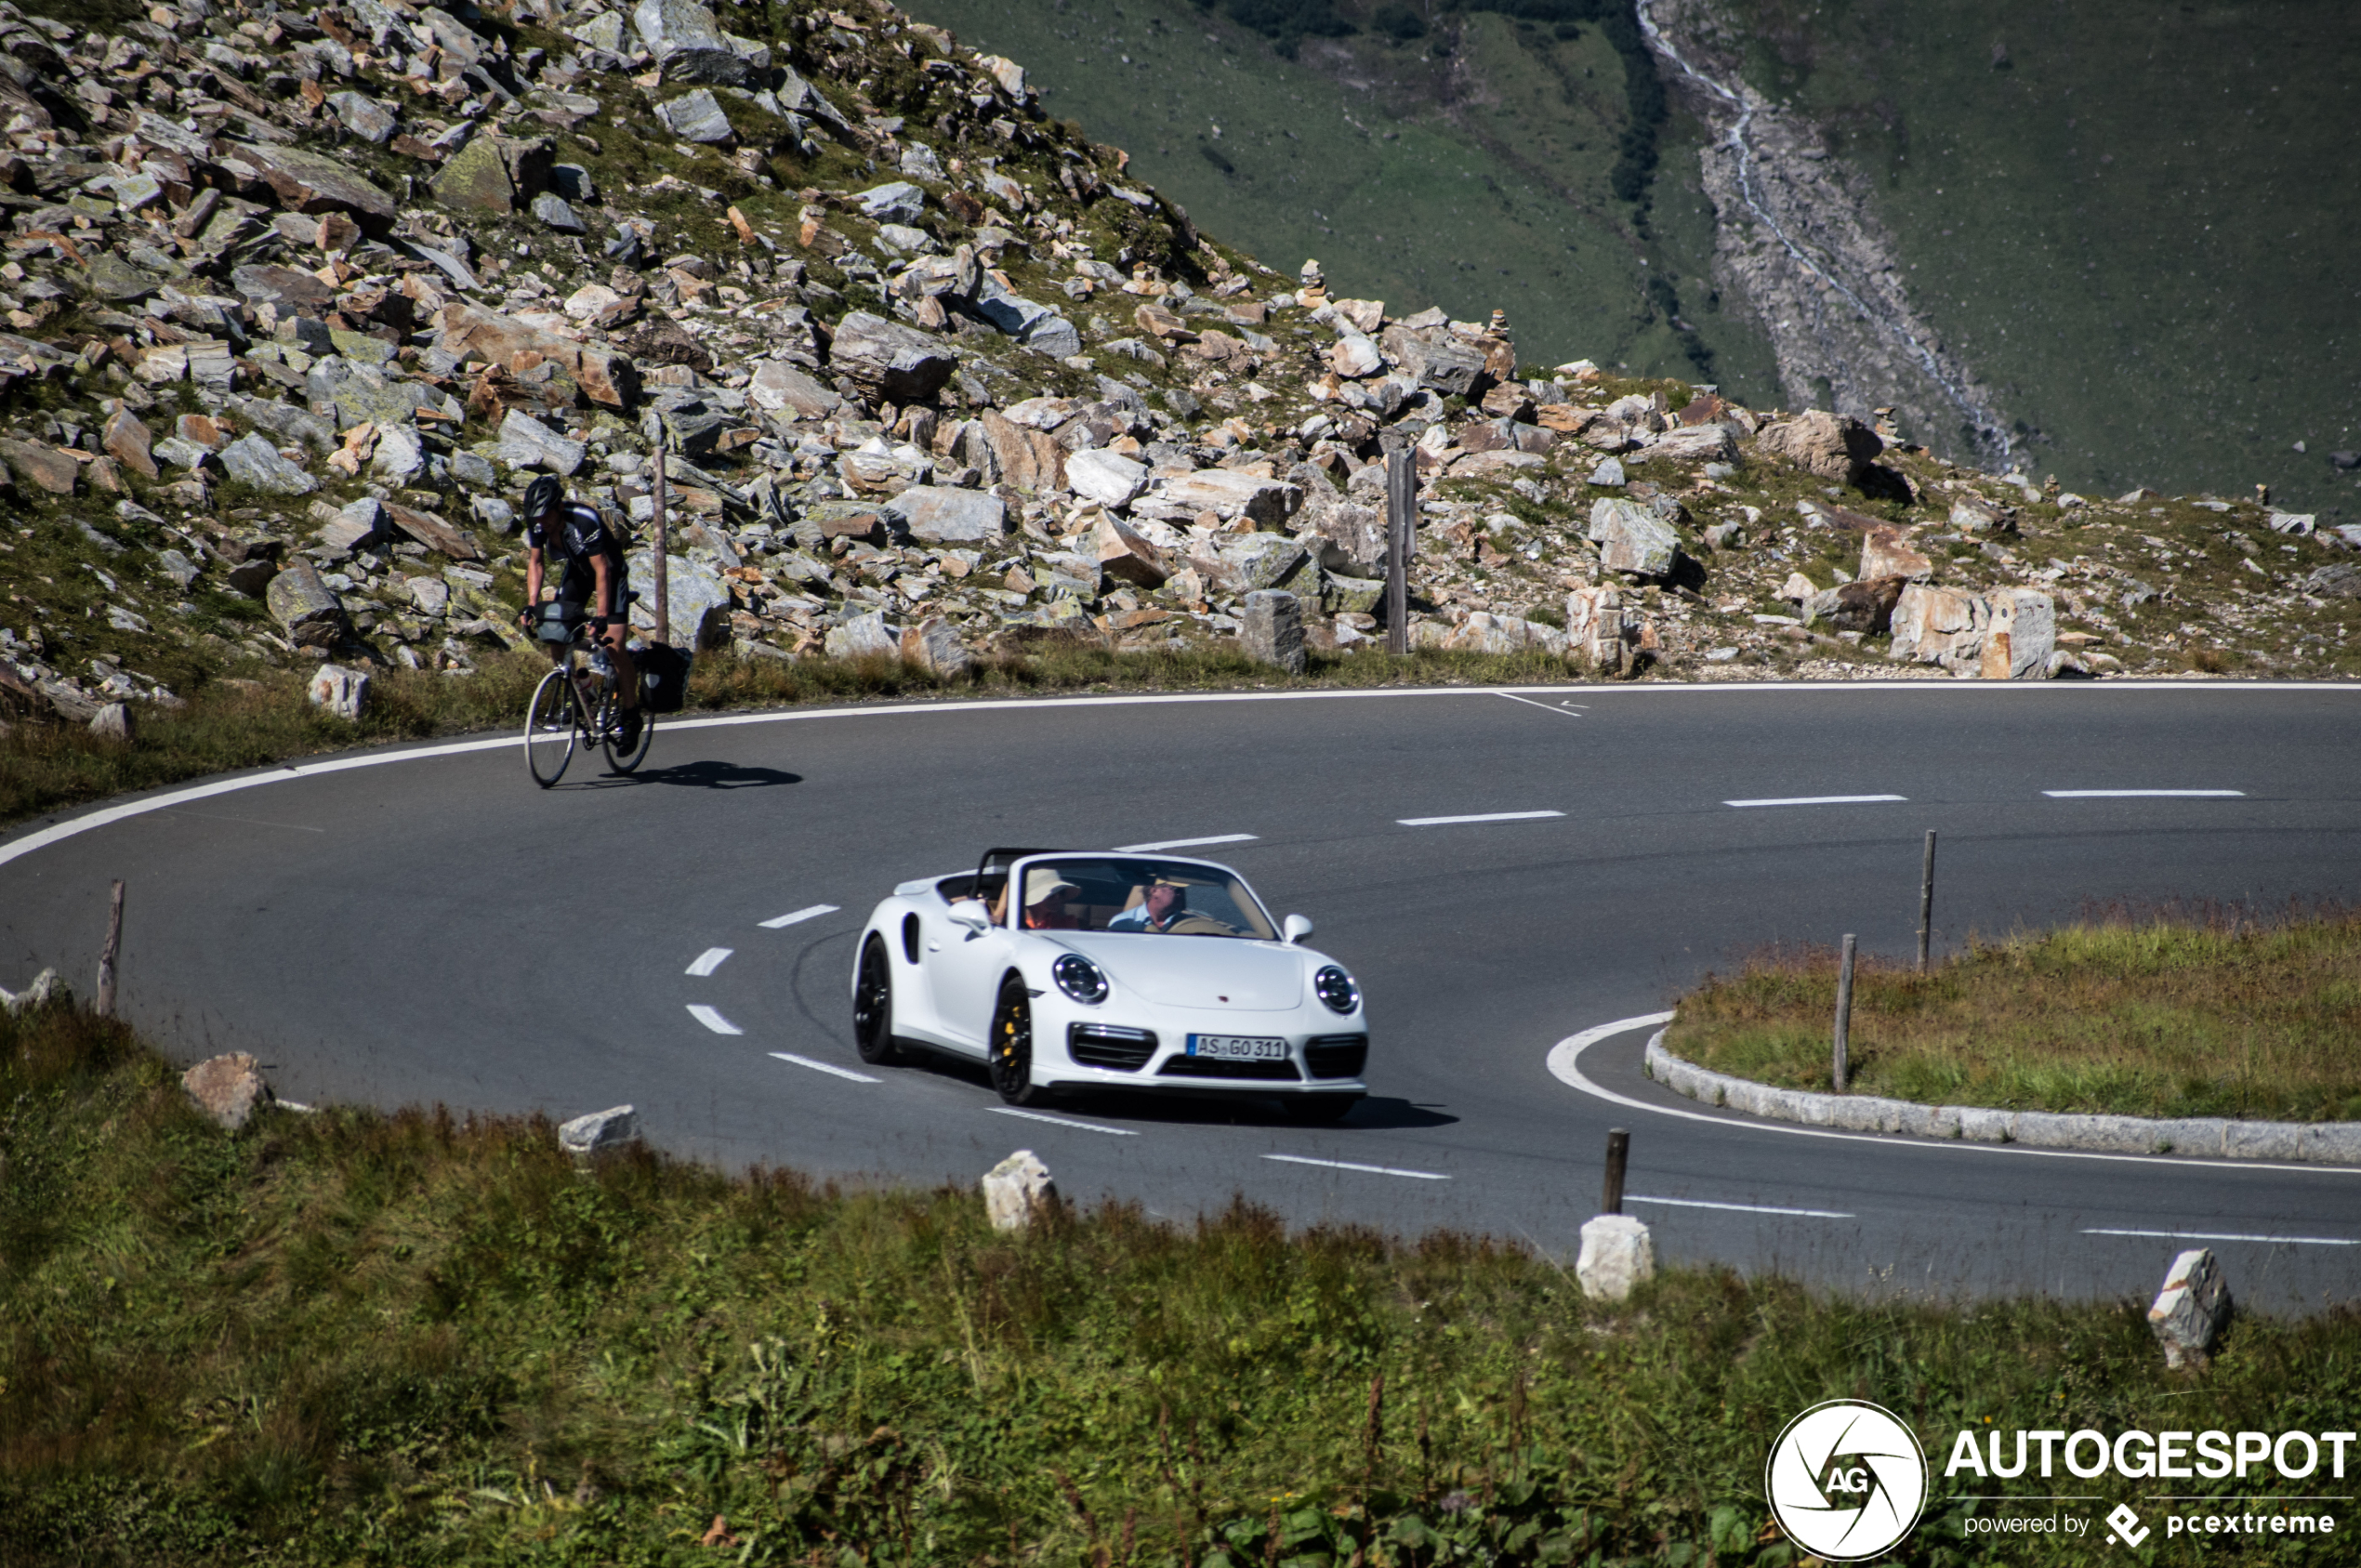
[517,475,640,749]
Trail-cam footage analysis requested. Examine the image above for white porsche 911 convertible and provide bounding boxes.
[850,848,1368,1120]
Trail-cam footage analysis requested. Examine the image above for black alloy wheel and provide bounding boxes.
[852,934,900,1065]
[987,975,1050,1106]
[1281,1093,1363,1124]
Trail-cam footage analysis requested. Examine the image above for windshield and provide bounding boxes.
[1010,856,1278,940]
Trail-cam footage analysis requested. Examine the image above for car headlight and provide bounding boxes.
[1052,953,1108,1005]
[1313,965,1359,1014]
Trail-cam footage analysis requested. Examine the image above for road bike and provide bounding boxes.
[523,606,653,786]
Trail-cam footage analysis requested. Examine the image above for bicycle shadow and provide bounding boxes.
[579,759,804,790]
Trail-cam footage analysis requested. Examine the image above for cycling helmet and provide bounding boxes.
[521,475,563,519]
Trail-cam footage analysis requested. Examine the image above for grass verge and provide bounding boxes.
[4,1002,2357,1566]
[1664,904,2361,1123]
[0,644,1589,832]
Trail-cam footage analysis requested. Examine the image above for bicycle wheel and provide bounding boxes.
[524,665,578,787]
[600,687,653,773]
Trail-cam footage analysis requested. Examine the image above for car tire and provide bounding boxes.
[852,934,901,1066]
[1281,1094,1363,1124]
[987,975,1051,1107]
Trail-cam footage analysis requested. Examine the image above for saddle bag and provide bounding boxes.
[637,641,693,714]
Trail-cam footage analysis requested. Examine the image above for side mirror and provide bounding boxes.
[1282,914,1314,944]
[947,903,991,934]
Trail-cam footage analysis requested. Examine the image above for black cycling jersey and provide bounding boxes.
[527,502,629,613]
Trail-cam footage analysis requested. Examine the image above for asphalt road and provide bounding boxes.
[7,680,2360,1309]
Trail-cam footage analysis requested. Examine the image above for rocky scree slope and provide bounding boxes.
[2,0,2359,739]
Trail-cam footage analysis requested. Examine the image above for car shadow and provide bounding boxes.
[891,1048,1456,1129]
[581,760,803,789]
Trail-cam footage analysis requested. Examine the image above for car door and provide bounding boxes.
[921,901,1014,1054]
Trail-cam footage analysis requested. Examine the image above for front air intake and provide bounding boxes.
[1069,1022,1156,1071]
[1304,1034,1368,1079]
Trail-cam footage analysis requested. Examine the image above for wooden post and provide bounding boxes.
[1917,830,1938,975]
[1384,445,1413,656]
[96,879,124,1019]
[1832,933,1856,1092]
[1602,1127,1629,1215]
[651,441,671,647]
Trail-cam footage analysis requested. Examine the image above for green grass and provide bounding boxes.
[5,999,2358,1565]
[0,643,1600,830]
[1719,0,2361,520]
[891,0,1774,396]
[1664,906,2361,1123]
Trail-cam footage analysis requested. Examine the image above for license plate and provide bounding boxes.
[1189,1034,1287,1061]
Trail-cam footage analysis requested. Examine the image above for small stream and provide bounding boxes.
[1634,0,2012,464]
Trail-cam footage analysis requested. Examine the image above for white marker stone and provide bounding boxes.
[1576,1214,1655,1302]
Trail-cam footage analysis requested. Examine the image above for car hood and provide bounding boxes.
[1058,932,1307,1010]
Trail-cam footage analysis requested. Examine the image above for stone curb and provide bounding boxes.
[1642,1032,2361,1165]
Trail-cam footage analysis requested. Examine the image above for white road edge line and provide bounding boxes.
[768,1050,881,1084]
[991,1107,1140,1135]
[1724,794,1906,808]
[2042,789,2247,798]
[759,903,839,929]
[1628,1193,1854,1219]
[1114,834,1260,852]
[9,684,2350,875]
[1547,1014,2361,1178]
[686,1004,742,1035]
[1397,810,1567,827]
[686,947,732,976]
[1263,1153,1449,1180]
[2082,1228,2356,1246]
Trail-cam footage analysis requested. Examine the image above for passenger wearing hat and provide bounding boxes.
[1022,869,1083,930]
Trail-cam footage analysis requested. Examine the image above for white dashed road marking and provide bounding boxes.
[1114,834,1260,852]
[2042,789,2246,799]
[1627,1193,1854,1219]
[2082,1228,2355,1246]
[685,947,732,976]
[759,903,839,929]
[991,1107,1140,1135]
[686,1005,742,1035]
[1724,794,1907,809]
[1263,1153,1449,1180]
[1396,810,1566,827]
[768,1051,881,1084]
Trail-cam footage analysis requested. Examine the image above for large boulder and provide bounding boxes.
[306,664,371,720]
[633,0,761,86]
[1091,513,1170,587]
[654,87,734,144]
[1860,526,1933,582]
[219,433,317,495]
[828,311,956,404]
[1754,409,1883,485]
[887,485,1006,545]
[824,610,899,659]
[625,550,731,648]
[429,135,555,215]
[1191,532,1306,594]
[901,615,972,677]
[266,560,343,635]
[439,300,638,408]
[1438,611,1567,656]
[497,409,587,475]
[747,361,843,419]
[216,141,399,231]
[1144,469,1302,528]
[1890,585,2054,679]
[1378,324,1488,397]
[1588,497,1679,578]
[1063,447,1148,507]
[0,438,76,494]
